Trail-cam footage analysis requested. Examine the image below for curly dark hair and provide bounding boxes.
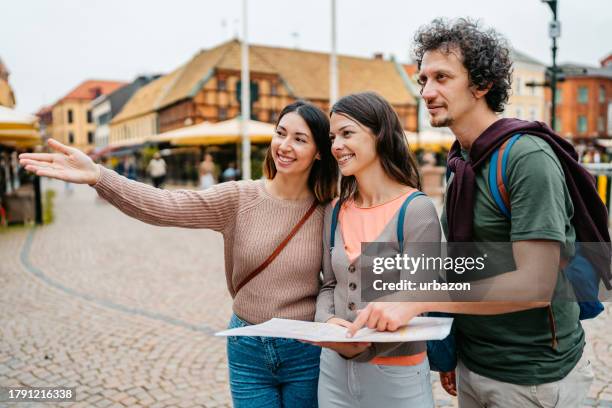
[413,18,513,113]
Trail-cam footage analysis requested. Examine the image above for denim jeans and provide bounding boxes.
[226,314,321,408]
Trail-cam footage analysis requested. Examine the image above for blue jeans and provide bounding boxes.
[226,314,321,408]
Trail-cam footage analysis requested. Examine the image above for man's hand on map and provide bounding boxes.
[346,302,424,338]
[303,317,371,358]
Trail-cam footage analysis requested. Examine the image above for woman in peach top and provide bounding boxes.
[313,92,441,407]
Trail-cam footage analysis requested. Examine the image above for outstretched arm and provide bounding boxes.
[20,139,240,231]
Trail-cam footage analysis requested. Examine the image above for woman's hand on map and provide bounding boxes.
[301,317,371,358]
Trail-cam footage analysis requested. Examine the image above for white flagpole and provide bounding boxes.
[329,0,338,107]
[240,0,251,180]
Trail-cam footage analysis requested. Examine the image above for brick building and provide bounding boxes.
[548,60,612,140]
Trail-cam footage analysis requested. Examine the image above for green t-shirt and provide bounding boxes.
[441,134,584,385]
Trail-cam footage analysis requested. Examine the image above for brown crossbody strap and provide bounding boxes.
[232,199,319,296]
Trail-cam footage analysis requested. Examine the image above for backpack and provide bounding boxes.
[428,134,607,372]
[488,133,604,320]
[329,191,457,372]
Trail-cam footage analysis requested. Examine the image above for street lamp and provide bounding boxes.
[541,0,560,131]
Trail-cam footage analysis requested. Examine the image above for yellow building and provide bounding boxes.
[51,80,125,151]
[505,49,547,121]
[0,57,16,108]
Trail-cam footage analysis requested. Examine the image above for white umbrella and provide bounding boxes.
[0,106,41,148]
[148,117,275,146]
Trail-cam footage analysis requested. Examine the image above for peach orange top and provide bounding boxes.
[337,188,426,366]
[338,189,416,262]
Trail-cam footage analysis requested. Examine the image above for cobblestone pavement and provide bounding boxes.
[1,179,610,407]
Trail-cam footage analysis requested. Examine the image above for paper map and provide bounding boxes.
[215,316,453,342]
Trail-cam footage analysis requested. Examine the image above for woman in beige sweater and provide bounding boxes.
[19,101,338,408]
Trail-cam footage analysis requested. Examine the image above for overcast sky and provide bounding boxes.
[2,0,611,114]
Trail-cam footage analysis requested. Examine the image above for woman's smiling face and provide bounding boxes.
[329,112,378,177]
[270,112,319,176]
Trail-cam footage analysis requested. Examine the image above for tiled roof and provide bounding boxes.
[0,80,15,108]
[114,40,417,122]
[59,80,127,103]
[557,63,612,79]
[249,43,415,105]
[111,68,184,124]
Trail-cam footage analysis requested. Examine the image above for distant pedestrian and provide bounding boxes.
[147,152,167,189]
[594,150,601,164]
[221,161,238,182]
[199,153,216,190]
[116,156,135,179]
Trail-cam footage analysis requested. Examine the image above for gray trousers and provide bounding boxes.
[318,348,435,408]
[457,352,593,408]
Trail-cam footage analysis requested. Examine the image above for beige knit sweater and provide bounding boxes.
[93,166,324,324]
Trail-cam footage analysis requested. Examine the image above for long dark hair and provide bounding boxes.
[263,100,338,203]
[331,92,421,203]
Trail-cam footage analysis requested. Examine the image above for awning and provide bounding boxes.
[148,117,275,146]
[405,130,455,151]
[0,106,41,148]
[596,138,612,149]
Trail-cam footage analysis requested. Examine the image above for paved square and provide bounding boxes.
[1,179,610,407]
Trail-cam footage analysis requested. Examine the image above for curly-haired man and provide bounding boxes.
[348,18,610,408]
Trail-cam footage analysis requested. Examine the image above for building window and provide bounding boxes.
[600,86,606,103]
[270,111,279,122]
[555,88,562,104]
[554,117,561,132]
[577,115,587,133]
[515,78,522,96]
[578,87,589,104]
[68,132,74,144]
[67,109,73,124]
[98,112,111,126]
[516,107,522,119]
[87,131,94,144]
[598,117,605,133]
[87,110,92,123]
[218,79,227,91]
[271,83,278,96]
[219,107,227,120]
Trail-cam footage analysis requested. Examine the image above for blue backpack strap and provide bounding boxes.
[397,191,426,254]
[488,133,522,218]
[329,200,342,252]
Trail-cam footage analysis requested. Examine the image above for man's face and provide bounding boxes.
[418,48,475,128]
